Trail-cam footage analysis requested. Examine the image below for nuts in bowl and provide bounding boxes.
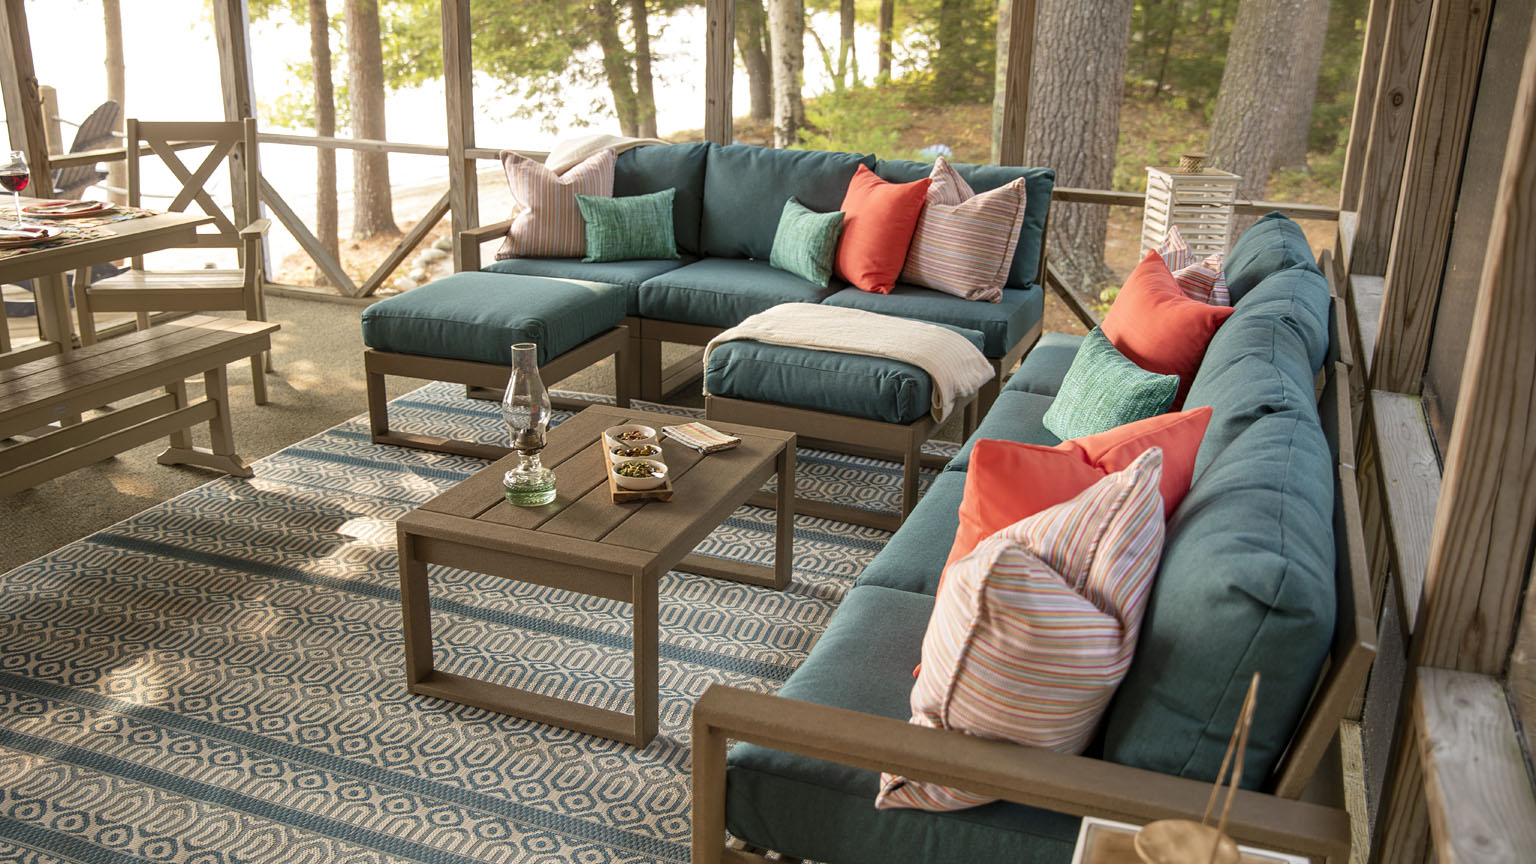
[602,424,657,450]
[610,443,663,465]
[611,458,668,490]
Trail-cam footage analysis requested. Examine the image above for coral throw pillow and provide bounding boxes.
[835,164,931,294]
[1101,251,1236,407]
[1157,225,1230,306]
[901,156,1029,303]
[496,148,616,260]
[876,449,1167,812]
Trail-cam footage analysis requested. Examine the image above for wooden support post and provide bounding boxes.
[39,84,61,154]
[0,0,54,198]
[994,0,1036,166]
[705,0,735,145]
[441,0,479,269]
[1352,0,1434,276]
[211,0,258,232]
[1339,0,1391,211]
[1370,0,1492,393]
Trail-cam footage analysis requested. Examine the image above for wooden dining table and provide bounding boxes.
[0,203,210,362]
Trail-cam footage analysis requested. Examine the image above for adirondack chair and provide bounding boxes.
[52,100,121,200]
[73,118,273,404]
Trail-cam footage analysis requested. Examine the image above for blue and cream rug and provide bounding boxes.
[0,382,950,863]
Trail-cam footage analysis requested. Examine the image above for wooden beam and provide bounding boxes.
[1371,390,1441,632]
[441,0,479,269]
[359,191,450,297]
[705,0,735,145]
[995,0,1036,166]
[1352,0,1434,276]
[258,176,357,295]
[0,0,53,198]
[211,0,257,231]
[257,132,450,157]
[1339,0,1391,211]
[1370,0,1492,392]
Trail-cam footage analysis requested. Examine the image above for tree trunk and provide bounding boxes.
[631,0,657,137]
[102,0,126,205]
[767,0,804,147]
[1207,0,1311,201]
[310,0,339,284]
[838,0,855,88]
[877,0,893,78]
[1271,0,1330,172]
[344,0,398,237]
[594,0,639,136]
[736,0,774,121]
[990,0,1009,163]
[1025,0,1135,293]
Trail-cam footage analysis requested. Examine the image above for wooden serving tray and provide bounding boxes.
[607,464,674,503]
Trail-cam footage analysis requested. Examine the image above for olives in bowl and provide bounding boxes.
[602,424,657,450]
[612,458,668,490]
[610,443,663,465]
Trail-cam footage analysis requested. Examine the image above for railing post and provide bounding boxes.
[705,0,735,145]
[0,0,54,198]
[994,0,1036,166]
[442,0,479,270]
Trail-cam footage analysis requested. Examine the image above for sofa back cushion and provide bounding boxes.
[701,145,875,260]
[615,142,710,256]
[875,159,1055,289]
[1222,211,1321,305]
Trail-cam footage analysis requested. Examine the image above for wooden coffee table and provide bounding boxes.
[397,405,796,747]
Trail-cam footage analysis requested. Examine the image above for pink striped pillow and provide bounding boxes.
[495,148,616,260]
[1157,224,1230,306]
[900,157,1028,303]
[875,447,1166,812]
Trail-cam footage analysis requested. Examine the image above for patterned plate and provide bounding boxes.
[22,199,112,218]
[0,224,65,247]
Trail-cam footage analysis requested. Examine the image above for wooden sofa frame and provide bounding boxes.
[689,251,1375,863]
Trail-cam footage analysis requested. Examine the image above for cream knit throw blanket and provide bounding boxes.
[703,304,994,423]
[546,134,668,174]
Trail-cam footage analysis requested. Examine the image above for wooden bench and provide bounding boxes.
[0,315,277,496]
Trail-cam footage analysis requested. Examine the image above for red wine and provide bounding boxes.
[0,171,28,193]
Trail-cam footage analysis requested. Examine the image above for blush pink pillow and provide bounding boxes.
[495,148,616,260]
[901,157,1028,303]
[876,448,1166,812]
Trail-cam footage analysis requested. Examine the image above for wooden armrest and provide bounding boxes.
[239,218,272,238]
[459,219,513,244]
[691,686,1352,863]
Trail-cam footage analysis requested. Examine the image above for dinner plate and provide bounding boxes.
[22,200,112,219]
[0,225,66,247]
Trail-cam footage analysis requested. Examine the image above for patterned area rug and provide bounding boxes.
[0,382,951,863]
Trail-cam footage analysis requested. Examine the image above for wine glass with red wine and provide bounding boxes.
[0,150,29,223]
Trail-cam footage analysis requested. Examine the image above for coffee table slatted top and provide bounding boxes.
[409,405,795,575]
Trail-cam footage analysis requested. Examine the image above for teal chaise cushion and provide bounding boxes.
[637,258,841,328]
[1006,332,1085,398]
[820,284,1043,359]
[851,472,967,594]
[1222,211,1322,304]
[482,257,692,315]
[725,585,1081,864]
[614,142,710,255]
[943,389,1060,472]
[700,145,874,260]
[360,271,626,366]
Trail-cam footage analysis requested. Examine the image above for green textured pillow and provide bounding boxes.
[768,197,845,287]
[575,188,680,262]
[1042,327,1178,439]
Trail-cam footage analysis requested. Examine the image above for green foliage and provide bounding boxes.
[1125,0,1240,109]
[897,0,995,103]
[797,84,913,157]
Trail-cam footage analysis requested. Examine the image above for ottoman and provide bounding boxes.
[361,271,630,458]
[703,328,983,531]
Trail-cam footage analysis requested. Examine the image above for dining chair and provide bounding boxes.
[73,118,273,404]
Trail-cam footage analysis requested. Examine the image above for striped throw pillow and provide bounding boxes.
[1157,224,1230,306]
[495,148,616,260]
[900,156,1028,303]
[875,447,1166,812]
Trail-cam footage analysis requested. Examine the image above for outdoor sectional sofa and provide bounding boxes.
[690,214,1375,863]
[360,143,1054,456]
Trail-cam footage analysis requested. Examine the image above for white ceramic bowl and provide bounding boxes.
[603,425,657,450]
[609,442,663,465]
[611,458,668,490]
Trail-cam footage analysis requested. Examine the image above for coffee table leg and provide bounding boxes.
[399,529,434,684]
[773,442,795,590]
[632,573,659,746]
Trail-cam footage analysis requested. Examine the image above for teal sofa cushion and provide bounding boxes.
[614,142,709,255]
[482,257,691,315]
[704,324,984,425]
[875,159,1055,288]
[360,271,625,366]
[726,585,1081,864]
[701,145,874,260]
[821,283,1043,358]
[1223,212,1320,305]
[945,389,1060,472]
[1101,409,1335,788]
[637,258,840,328]
[1006,331,1084,398]
[853,471,966,594]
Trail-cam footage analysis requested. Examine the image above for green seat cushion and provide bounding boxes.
[637,258,840,328]
[726,585,1081,864]
[614,142,709,255]
[821,282,1043,359]
[1223,212,1321,305]
[360,271,625,366]
[1042,327,1179,440]
[875,159,1055,288]
[1006,332,1084,398]
[1102,409,1335,788]
[576,188,681,262]
[704,323,984,425]
[482,257,691,315]
[853,471,966,594]
[700,145,874,260]
[945,390,1061,472]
